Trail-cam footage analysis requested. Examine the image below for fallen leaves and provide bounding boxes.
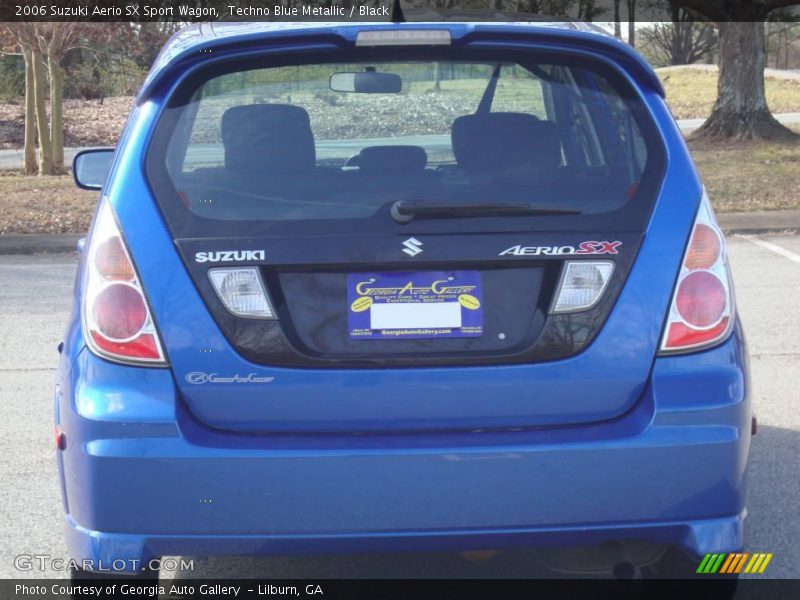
[0,171,95,234]
[0,96,132,149]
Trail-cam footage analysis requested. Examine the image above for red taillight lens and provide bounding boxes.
[674,271,727,328]
[660,190,734,354]
[83,200,166,365]
[92,284,147,340]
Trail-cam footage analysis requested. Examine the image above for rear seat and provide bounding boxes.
[348,145,435,196]
[449,112,631,212]
[181,104,337,218]
[181,106,441,217]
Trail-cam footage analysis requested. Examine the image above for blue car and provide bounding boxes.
[59,21,751,582]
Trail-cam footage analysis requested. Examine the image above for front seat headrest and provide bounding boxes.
[221,104,315,175]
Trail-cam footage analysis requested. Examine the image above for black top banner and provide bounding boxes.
[1,0,799,22]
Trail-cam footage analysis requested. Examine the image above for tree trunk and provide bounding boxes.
[48,58,64,171]
[433,62,442,91]
[21,46,37,175]
[613,0,621,39]
[31,49,53,175]
[693,21,797,141]
[627,0,635,47]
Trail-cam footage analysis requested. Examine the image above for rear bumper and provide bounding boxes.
[64,512,746,573]
[56,325,751,568]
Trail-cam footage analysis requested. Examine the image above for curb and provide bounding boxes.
[721,226,799,235]
[718,210,800,236]
[0,233,83,255]
[0,213,797,256]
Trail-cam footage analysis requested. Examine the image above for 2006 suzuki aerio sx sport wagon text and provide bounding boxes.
[58,21,752,581]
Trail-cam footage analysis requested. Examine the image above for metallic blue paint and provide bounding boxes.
[56,22,751,572]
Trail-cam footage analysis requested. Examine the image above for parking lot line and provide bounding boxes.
[738,235,800,266]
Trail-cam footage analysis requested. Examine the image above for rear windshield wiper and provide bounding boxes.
[391,200,580,224]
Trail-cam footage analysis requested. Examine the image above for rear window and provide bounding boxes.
[146,47,664,236]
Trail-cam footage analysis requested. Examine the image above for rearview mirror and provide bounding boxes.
[72,148,114,191]
[329,71,402,94]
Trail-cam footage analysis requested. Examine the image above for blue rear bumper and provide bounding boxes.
[56,325,751,570]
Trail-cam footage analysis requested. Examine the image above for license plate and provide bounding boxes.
[347,271,483,340]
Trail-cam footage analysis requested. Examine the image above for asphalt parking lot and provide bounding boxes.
[0,233,798,582]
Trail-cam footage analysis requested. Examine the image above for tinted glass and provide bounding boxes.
[146,49,664,235]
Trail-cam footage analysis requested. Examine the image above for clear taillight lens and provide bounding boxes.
[208,267,275,319]
[660,190,734,353]
[83,200,166,365]
[551,261,614,313]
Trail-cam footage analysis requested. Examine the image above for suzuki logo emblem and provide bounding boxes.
[402,237,423,257]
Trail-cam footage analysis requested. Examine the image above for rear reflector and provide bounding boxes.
[551,261,614,314]
[355,30,452,46]
[660,190,734,354]
[208,267,275,319]
[54,426,66,451]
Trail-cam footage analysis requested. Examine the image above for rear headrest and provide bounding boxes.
[221,104,315,175]
[451,113,561,171]
[358,145,427,173]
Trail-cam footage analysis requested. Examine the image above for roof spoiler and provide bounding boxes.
[137,23,664,103]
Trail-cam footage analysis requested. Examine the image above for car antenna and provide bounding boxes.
[391,0,405,22]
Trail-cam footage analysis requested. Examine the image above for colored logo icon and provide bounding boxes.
[697,552,773,574]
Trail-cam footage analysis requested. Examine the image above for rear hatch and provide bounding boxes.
[143,35,666,433]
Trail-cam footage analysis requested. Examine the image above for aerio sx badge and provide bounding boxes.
[348,271,483,340]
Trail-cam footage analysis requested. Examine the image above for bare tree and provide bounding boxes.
[765,18,800,68]
[627,0,636,46]
[30,44,52,174]
[1,24,39,174]
[21,45,36,174]
[675,0,800,140]
[2,24,53,174]
[39,24,90,170]
[640,10,718,65]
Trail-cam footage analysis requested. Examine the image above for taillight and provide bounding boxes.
[659,190,734,354]
[82,200,167,365]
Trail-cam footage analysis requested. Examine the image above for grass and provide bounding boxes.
[657,67,800,120]
[406,77,548,116]
[689,132,800,213]
[0,171,95,235]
